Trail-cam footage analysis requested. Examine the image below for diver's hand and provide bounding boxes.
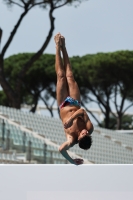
[64,118,73,129]
[73,158,84,165]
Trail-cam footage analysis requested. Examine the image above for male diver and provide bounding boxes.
[54,33,94,165]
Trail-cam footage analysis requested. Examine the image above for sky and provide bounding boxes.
[0,0,133,57]
[0,0,133,119]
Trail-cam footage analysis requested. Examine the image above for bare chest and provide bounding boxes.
[60,106,80,122]
[65,117,86,139]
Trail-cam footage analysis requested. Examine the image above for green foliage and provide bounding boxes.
[3,0,88,9]
[3,50,133,128]
[71,50,133,129]
[101,115,133,130]
[121,115,133,129]
[4,53,56,105]
[0,90,9,106]
[72,50,133,103]
[1,0,88,111]
[76,50,133,89]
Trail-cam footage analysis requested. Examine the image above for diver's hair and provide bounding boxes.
[79,135,92,150]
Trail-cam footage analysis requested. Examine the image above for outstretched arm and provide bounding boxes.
[59,141,83,165]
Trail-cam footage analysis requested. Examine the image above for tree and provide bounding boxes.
[72,50,133,129]
[111,51,133,129]
[0,90,9,106]
[101,114,133,130]
[0,0,87,108]
[4,53,56,116]
[3,50,133,128]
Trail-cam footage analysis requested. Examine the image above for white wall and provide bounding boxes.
[0,165,133,200]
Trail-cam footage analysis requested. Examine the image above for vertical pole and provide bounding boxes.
[27,140,32,163]
[43,142,47,164]
[6,129,10,151]
[2,119,5,149]
[22,132,26,153]
[50,151,53,164]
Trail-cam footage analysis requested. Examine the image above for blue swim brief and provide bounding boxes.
[59,96,81,110]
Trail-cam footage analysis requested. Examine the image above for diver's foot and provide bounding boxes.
[54,33,62,48]
[61,35,65,50]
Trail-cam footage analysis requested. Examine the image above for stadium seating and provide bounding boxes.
[0,105,133,164]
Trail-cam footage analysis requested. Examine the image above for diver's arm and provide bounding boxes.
[64,108,84,129]
[83,110,94,134]
[59,141,83,165]
[70,108,84,120]
[64,109,94,134]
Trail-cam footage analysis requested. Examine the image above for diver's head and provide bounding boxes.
[78,129,92,150]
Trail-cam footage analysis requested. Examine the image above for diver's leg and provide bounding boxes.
[61,36,80,101]
[54,33,68,106]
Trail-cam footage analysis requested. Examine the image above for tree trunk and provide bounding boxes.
[0,6,55,110]
[104,108,110,129]
[30,96,38,113]
[49,108,54,117]
[0,55,21,108]
[11,98,21,109]
[116,115,122,130]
